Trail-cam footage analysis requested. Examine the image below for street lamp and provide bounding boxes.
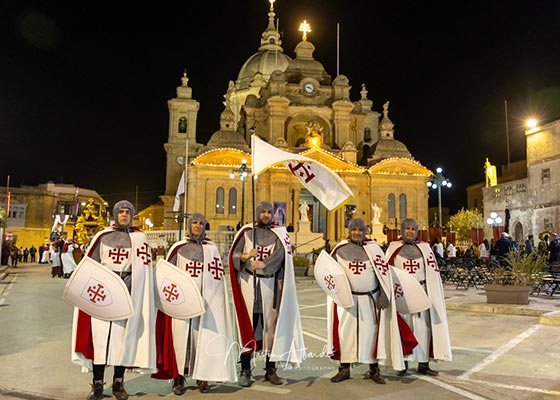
[427,167,452,228]
[486,211,503,241]
[230,159,250,226]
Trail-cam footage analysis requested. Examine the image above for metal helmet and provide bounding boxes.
[113,200,135,229]
[348,218,367,243]
[256,201,274,227]
[187,212,207,241]
[400,218,418,243]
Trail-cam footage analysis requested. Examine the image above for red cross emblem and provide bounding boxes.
[287,162,316,183]
[394,282,404,299]
[403,259,421,274]
[186,260,204,277]
[349,260,367,274]
[208,257,224,280]
[324,274,336,290]
[162,283,180,302]
[87,283,107,303]
[136,242,151,265]
[426,254,439,272]
[283,233,292,255]
[257,245,273,261]
[108,248,129,264]
[373,254,389,275]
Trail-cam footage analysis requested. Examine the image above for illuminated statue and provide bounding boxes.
[484,158,497,187]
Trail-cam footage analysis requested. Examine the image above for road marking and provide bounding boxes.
[452,346,493,354]
[303,329,327,343]
[300,303,326,309]
[300,315,327,321]
[465,378,560,396]
[418,376,489,400]
[459,324,542,380]
[246,385,291,394]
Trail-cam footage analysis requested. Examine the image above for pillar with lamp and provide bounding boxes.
[486,211,504,241]
[427,167,452,230]
[230,158,250,227]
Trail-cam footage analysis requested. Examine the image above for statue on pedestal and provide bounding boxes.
[299,201,309,222]
[371,202,382,225]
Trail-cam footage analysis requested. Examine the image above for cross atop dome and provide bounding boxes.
[299,20,311,41]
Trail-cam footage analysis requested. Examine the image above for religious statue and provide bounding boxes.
[484,157,497,187]
[299,201,310,222]
[371,202,382,225]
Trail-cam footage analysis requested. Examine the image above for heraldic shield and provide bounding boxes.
[391,267,432,314]
[154,259,205,319]
[63,257,134,321]
[314,250,354,308]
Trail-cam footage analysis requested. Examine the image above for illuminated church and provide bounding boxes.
[159,1,431,244]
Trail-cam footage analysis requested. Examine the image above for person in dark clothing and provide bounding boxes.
[29,245,37,262]
[494,232,514,261]
[548,232,560,264]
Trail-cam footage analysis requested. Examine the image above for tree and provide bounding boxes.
[448,208,485,242]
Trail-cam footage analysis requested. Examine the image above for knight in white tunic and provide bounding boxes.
[385,218,452,376]
[229,201,305,387]
[327,218,403,384]
[71,200,156,400]
[151,213,237,395]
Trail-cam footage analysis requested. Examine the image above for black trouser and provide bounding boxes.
[93,364,125,382]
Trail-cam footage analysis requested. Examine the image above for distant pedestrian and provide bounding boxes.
[10,245,19,267]
[23,248,29,263]
[548,233,560,264]
[29,245,37,262]
[50,246,62,277]
[524,235,534,255]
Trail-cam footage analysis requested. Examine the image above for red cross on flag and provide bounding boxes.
[251,135,353,210]
[313,250,353,308]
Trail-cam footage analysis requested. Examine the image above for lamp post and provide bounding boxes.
[230,159,250,226]
[486,211,503,241]
[427,167,452,228]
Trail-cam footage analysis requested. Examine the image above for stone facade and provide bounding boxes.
[482,120,560,245]
[159,3,433,244]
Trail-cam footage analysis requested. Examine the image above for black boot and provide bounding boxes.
[239,368,253,387]
[111,381,128,400]
[417,362,438,376]
[172,375,187,395]
[366,364,386,384]
[87,381,104,400]
[330,363,350,383]
[397,360,408,376]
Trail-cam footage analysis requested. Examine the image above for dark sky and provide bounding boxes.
[2,0,560,212]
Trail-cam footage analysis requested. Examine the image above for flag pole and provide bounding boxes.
[250,136,258,301]
[183,138,189,234]
[336,22,340,76]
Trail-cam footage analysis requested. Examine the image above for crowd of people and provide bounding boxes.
[62,201,453,400]
[430,231,560,266]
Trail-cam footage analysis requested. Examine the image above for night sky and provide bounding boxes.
[2,0,560,212]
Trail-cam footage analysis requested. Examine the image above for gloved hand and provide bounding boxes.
[377,290,389,309]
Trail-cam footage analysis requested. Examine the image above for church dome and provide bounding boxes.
[370,137,411,159]
[205,107,250,152]
[236,4,292,90]
[237,51,292,90]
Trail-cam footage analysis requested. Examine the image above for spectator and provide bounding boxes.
[23,248,29,263]
[548,232,560,264]
[478,239,490,263]
[494,232,514,260]
[446,242,456,259]
[524,235,534,255]
[432,238,444,258]
[29,245,37,262]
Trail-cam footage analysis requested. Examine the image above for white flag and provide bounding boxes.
[251,135,353,210]
[173,171,185,212]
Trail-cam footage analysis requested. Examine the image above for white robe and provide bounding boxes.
[166,240,237,382]
[326,240,406,370]
[386,241,452,363]
[71,228,157,373]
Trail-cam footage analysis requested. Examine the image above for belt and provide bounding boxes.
[419,279,426,286]
[352,287,379,295]
[114,271,131,277]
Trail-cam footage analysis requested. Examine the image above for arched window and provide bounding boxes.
[399,193,407,218]
[364,127,371,141]
[229,188,237,214]
[178,117,187,133]
[387,193,396,219]
[216,187,224,214]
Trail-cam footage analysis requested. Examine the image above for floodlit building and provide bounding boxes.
[159,2,433,244]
